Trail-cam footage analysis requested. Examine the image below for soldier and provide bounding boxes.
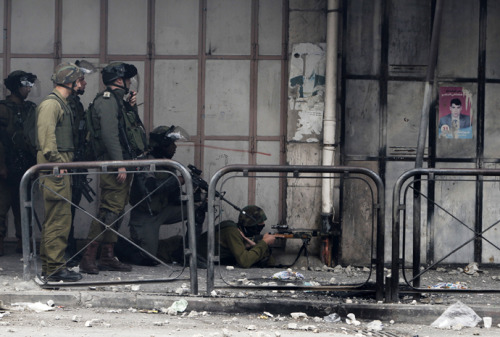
[195,205,276,268]
[79,62,147,274]
[37,63,85,282]
[157,205,276,269]
[118,125,206,266]
[64,60,97,266]
[0,71,38,255]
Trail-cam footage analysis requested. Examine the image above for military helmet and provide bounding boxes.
[51,62,83,85]
[238,205,267,227]
[149,125,189,148]
[101,62,137,85]
[4,70,37,92]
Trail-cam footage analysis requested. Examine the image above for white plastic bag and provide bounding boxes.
[431,301,481,329]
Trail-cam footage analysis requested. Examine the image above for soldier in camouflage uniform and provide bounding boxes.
[158,205,276,268]
[63,60,96,266]
[79,62,147,274]
[37,63,86,282]
[0,71,37,255]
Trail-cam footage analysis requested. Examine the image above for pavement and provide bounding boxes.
[2,240,500,327]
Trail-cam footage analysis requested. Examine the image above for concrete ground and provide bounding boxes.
[2,240,500,334]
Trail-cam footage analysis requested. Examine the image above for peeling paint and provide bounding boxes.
[288,43,326,142]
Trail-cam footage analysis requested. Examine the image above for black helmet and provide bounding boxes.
[4,70,37,92]
[149,125,189,148]
[101,62,137,85]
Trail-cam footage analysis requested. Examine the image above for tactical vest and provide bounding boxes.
[108,89,147,160]
[0,99,37,181]
[0,99,37,154]
[39,94,75,152]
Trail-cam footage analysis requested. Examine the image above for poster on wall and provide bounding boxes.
[438,87,473,139]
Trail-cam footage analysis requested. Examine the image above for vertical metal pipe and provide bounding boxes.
[412,0,443,293]
[321,0,340,265]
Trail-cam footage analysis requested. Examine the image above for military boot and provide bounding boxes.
[98,243,132,272]
[79,241,100,274]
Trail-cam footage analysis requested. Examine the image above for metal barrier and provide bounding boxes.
[206,165,385,301]
[20,159,199,294]
[391,168,500,302]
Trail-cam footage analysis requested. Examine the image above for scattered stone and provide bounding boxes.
[328,277,336,284]
[300,325,317,331]
[131,285,141,292]
[246,325,257,330]
[40,320,46,327]
[346,313,360,326]
[226,266,234,270]
[71,315,81,322]
[107,309,122,313]
[290,312,307,319]
[366,320,383,331]
[287,323,298,330]
[85,320,93,327]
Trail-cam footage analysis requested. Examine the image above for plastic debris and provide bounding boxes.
[429,282,467,289]
[366,320,383,331]
[164,299,188,315]
[272,270,304,281]
[11,302,55,313]
[323,313,341,323]
[483,316,492,329]
[346,313,360,326]
[431,301,481,329]
[464,262,479,275]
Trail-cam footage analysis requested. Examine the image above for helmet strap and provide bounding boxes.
[113,78,129,94]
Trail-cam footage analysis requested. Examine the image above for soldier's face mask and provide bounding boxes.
[243,223,265,237]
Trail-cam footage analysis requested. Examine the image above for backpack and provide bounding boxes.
[82,100,106,161]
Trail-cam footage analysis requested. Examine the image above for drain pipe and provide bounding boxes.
[321,0,340,265]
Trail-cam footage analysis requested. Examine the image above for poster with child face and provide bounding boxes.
[438,87,473,139]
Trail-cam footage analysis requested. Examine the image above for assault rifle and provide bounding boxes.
[187,164,224,199]
[73,120,96,203]
[268,224,323,269]
[133,171,154,216]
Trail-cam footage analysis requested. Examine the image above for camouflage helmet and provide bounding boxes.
[51,62,83,85]
[4,70,37,92]
[238,205,267,227]
[101,62,137,85]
